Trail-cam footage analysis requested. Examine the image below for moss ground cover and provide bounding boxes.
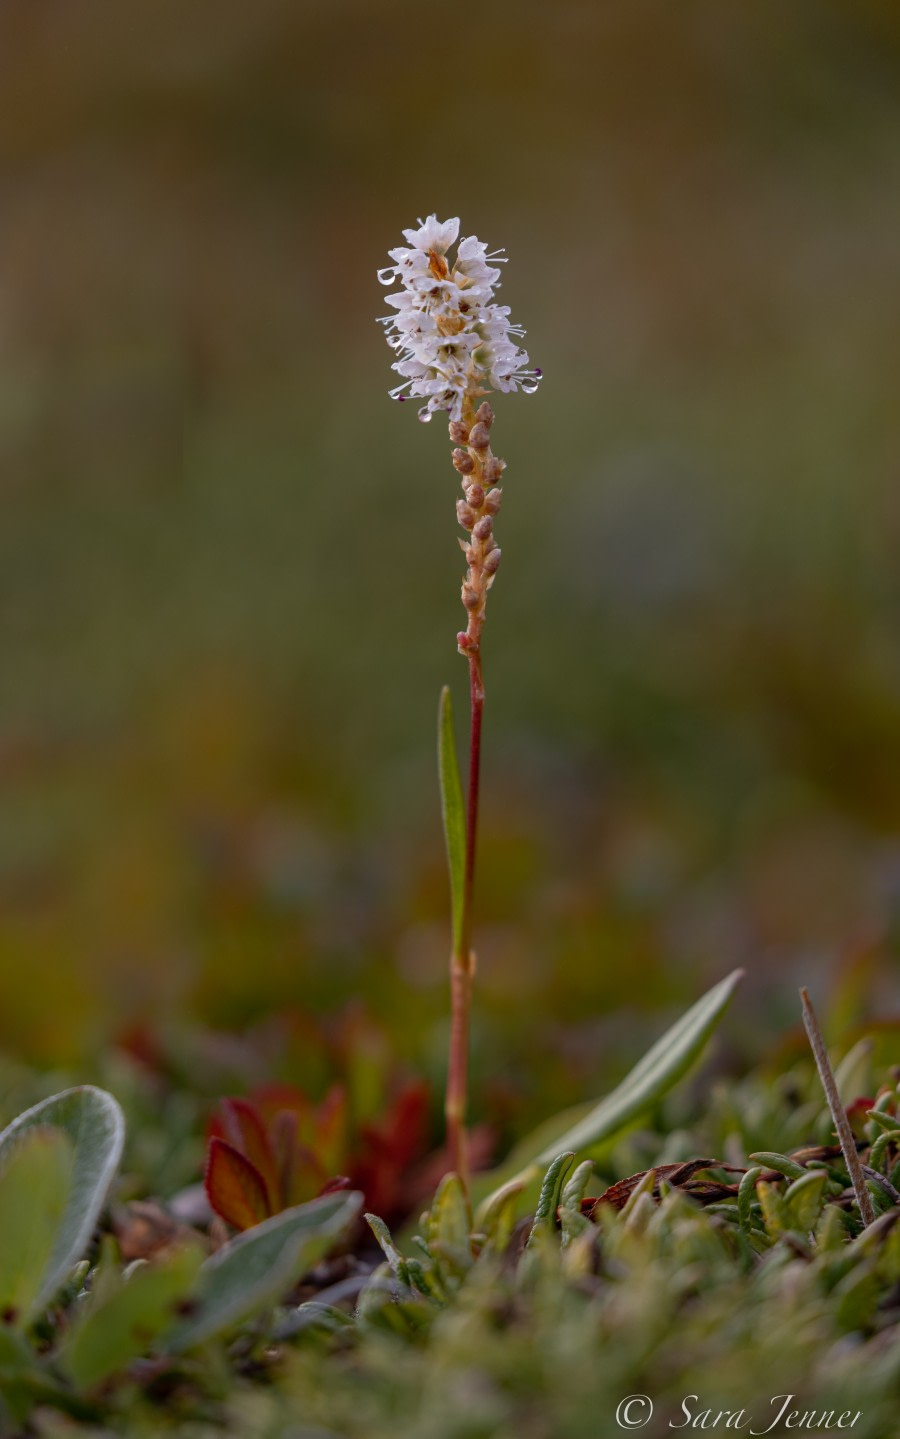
[1,1011,899,1438]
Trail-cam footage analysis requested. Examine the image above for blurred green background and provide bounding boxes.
[1,0,899,1120]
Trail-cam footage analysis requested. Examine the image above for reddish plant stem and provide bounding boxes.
[462,650,485,960]
[445,649,484,1187]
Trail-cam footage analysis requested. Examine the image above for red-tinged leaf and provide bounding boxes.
[211,1099,278,1207]
[846,1096,876,1136]
[205,1138,272,1231]
[589,1159,741,1215]
[319,1175,352,1196]
[350,1081,431,1225]
[271,1109,298,1209]
[314,1085,349,1175]
[360,1081,430,1170]
[251,1083,313,1129]
[283,1142,328,1208]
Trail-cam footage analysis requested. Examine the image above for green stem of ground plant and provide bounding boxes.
[446,648,484,1189]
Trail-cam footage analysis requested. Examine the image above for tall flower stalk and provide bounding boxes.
[378,215,541,1186]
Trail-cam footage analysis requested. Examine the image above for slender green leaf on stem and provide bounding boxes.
[0,1086,125,1318]
[474,969,744,1222]
[438,685,466,954]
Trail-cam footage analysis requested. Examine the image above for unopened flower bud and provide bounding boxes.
[449,420,470,444]
[475,401,495,428]
[456,500,476,530]
[483,487,503,514]
[465,483,485,509]
[483,457,504,485]
[482,548,502,576]
[462,582,480,610]
[468,422,491,450]
[473,515,493,541]
[452,448,475,475]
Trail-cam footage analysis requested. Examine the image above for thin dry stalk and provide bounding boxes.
[800,986,875,1227]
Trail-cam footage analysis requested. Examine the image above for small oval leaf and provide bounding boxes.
[205,1137,272,1231]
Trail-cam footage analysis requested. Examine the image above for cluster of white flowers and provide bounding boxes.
[377,215,541,424]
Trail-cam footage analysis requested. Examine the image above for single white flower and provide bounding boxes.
[378,214,541,423]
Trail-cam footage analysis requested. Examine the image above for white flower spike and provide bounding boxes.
[378,214,541,423]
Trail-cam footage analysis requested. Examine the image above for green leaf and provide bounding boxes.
[0,1086,125,1318]
[560,1160,595,1213]
[162,1190,361,1352]
[756,1180,788,1239]
[477,1177,526,1252]
[0,1326,54,1429]
[869,1129,900,1172]
[558,1160,595,1249]
[832,1263,881,1332]
[423,1173,473,1280]
[365,1213,415,1288]
[528,1153,575,1245]
[784,1170,827,1232]
[738,1166,763,1232]
[474,969,744,1220]
[61,1244,205,1390]
[865,1107,899,1135]
[0,1128,74,1325]
[438,685,466,954]
[833,1037,872,1106]
[748,1151,808,1180]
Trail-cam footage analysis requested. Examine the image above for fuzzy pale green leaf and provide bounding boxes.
[0,1086,125,1317]
[0,1128,74,1325]
[162,1190,361,1352]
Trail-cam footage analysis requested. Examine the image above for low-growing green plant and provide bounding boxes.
[0,1041,897,1435]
